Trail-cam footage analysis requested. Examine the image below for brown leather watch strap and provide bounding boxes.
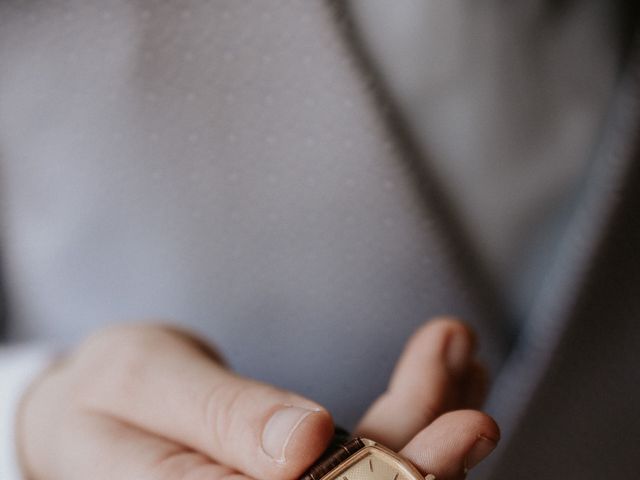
[300,427,365,480]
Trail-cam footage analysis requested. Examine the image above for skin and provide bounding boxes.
[17,317,500,480]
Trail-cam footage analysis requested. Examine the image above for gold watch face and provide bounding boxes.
[322,440,427,480]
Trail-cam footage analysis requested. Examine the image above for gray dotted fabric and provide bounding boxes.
[0,1,493,424]
[350,0,619,322]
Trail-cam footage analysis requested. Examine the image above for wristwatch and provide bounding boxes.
[300,428,435,480]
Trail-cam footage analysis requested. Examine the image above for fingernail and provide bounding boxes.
[464,435,497,472]
[261,405,319,463]
[446,331,471,375]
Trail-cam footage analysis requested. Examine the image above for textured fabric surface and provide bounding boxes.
[350,0,619,322]
[0,2,638,480]
[0,1,500,427]
[485,70,640,478]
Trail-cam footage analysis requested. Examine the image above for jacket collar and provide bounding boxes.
[328,0,640,445]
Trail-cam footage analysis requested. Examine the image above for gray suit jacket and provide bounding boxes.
[0,2,638,479]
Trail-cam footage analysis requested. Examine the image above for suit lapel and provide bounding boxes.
[325,0,513,365]
[482,36,640,467]
[327,0,640,454]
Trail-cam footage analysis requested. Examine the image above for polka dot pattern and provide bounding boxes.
[0,1,497,424]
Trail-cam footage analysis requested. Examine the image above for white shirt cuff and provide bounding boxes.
[0,344,57,480]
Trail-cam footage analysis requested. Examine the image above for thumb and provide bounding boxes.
[75,325,334,480]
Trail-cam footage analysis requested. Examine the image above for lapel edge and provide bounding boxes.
[481,28,640,476]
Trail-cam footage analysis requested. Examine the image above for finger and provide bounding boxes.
[72,325,334,480]
[399,410,500,480]
[355,318,477,450]
[49,411,252,480]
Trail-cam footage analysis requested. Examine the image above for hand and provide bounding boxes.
[17,319,498,480]
[355,318,499,479]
